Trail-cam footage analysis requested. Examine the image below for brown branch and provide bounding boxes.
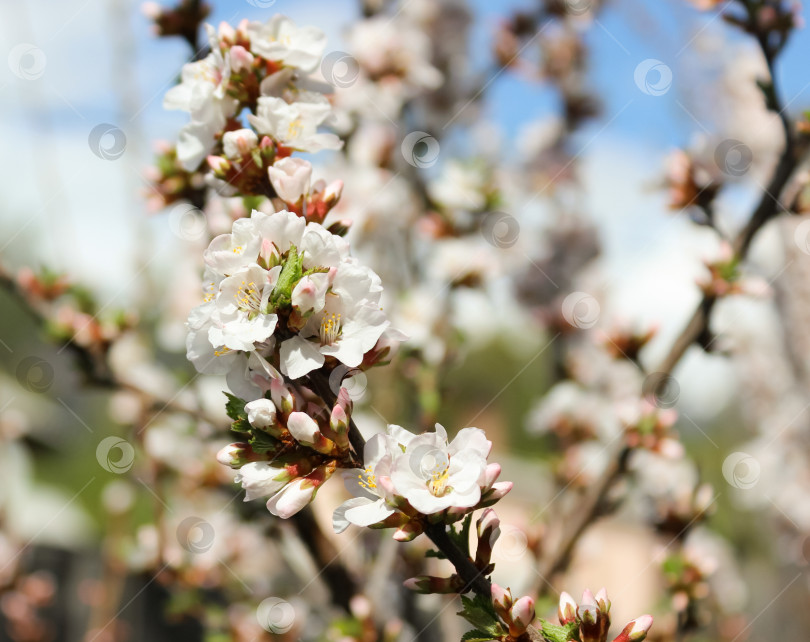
[536,445,630,591]
[290,506,358,613]
[534,18,806,598]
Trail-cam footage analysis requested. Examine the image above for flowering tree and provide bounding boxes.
[1,0,810,641]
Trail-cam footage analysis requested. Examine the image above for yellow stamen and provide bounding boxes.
[358,465,377,490]
[319,312,342,346]
[236,280,262,312]
[428,466,451,497]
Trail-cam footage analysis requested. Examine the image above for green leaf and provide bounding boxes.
[425,549,447,560]
[449,513,473,557]
[461,630,496,642]
[248,430,281,454]
[270,244,303,308]
[540,619,580,642]
[230,417,251,435]
[224,392,248,422]
[457,594,502,636]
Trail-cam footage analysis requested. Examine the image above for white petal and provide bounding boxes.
[287,411,321,444]
[344,498,395,527]
[279,336,325,379]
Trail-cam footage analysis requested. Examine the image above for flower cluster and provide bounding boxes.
[164,15,340,171]
[554,590,653,642]
[333,424,511,539]
[217,381,355,518]
[186,208,393,390]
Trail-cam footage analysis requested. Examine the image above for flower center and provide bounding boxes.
[358,465,377,490]
[287,117,303,140]
[236,280,262,312]
[203,281,216,303]
[428,465,451,497]
[319,312,342,345]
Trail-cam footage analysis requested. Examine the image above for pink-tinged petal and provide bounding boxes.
[558,591,578,625]
[265,478,315,518]
[286,411,321,444]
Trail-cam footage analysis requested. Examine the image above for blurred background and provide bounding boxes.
[2,0,810,640]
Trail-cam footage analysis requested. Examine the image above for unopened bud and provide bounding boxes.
[327,219,352,237]
[558,591,578,625]
[492,583,513,620]
[508,596,535,637]
[207,155,230,176]
[613,615,653,642]
[403,575,461,594]
[216,442,255,468]
[479,480,513,506]
[286,411,334,454]
[270,378,295,415]
[595,588,610,613]
[475,508,500,568]
[329,389,351,450]
[393,520,423,542]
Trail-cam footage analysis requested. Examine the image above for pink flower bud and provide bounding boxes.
[476,508,500,539]
[270,378,295,415]
[581,588,595,607]
[216,442,251,468]
[480,481,513,506]
[287,412,334,454]
[595,588,610,613]
[491,583,512,619]
[141,2,162,19]
[323,179,343,205]
[393,520,422,541]
[207,155,230,175]
[403,575,460,594]
[229,45,254,72]
[508,596,535,637]
[483,463,502,488]
[613,615,653,642]
[218,21,236,42]
[558,591,577,625]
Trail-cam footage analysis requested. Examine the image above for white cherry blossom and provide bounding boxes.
[248,93,342,153]
[163,26,238,170]
[246,15,327,73]
[390,424,490,514]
